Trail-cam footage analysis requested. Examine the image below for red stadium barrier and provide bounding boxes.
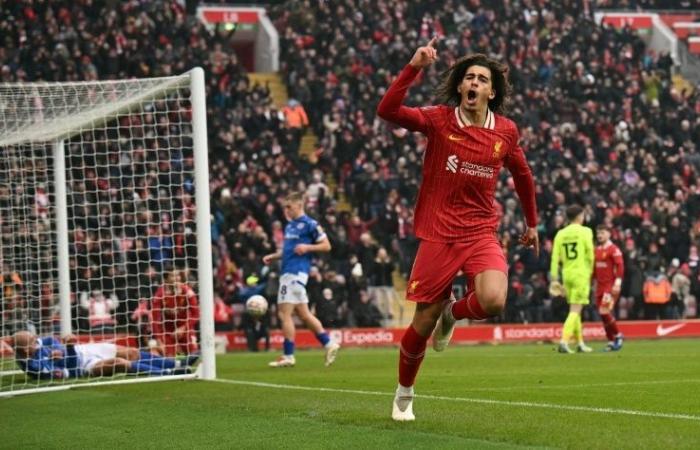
[660,13,700,30]
[672,22,700,40]
[689,37,700,55]
[221,320,700,351]
[198,6,260,24]
[3,321,699,357]
[601,14,654,30]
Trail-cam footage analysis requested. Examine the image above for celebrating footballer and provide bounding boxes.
[377,37,539,421]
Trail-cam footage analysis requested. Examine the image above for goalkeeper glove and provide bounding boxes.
[549,280,566,297]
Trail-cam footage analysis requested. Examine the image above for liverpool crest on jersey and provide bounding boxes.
[492,140,503,160]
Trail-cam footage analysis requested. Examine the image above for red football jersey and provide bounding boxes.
[151,284,200,334]
[594,241,624,288]
[377,65,537,242]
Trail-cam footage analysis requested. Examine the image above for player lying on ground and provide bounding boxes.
[12,331,198,380]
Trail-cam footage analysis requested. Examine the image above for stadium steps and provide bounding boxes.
[248,72,351,211]
[300,131,317,159]
[252,71,402,317]
[323,174,351,213]
[392,270,413,327]
[672,73,695,96]
[300,134,352,212]
[247,72,288,109]
[251,73,402,318]
[251,72,354,211]
[249,71,352,212]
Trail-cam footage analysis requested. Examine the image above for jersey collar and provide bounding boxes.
[454,107,495,130]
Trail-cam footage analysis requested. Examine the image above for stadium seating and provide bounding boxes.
[1,1,698,328]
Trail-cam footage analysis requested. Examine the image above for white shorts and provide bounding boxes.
[74,343,117,375]
[278,273,309,304]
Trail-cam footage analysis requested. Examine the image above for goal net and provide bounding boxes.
[0,69,215,396]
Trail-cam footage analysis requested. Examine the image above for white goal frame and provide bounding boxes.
[0,68,215,397]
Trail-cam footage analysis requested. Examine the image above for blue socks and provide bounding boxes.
[138,351,177,369]
[283,338,295,356]
[281,333,329,358]
[315,332,330,346]
[128,361,169,376]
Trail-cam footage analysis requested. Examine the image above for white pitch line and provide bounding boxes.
[214,378,700,422]
[450,378,700,392]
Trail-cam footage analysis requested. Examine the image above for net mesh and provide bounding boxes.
[1,75,202,393]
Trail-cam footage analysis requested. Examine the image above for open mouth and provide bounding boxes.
[467,90,477,102]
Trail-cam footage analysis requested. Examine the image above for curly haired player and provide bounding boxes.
[377,38,538,421]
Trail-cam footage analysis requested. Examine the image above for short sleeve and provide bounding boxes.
[308,219,326,243]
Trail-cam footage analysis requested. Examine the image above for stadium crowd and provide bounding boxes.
[267,0,700,323]
[1,0,699,338]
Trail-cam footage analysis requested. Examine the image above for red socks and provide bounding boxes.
[601,313,620,341]
[397,293,491,388]
[451,291,489,320]
[398,325,428,387]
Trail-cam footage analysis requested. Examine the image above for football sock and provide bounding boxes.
[129,361,168,376]
[315,332,331,347]
[575,314,584,344]
[451,291,488,320]
[601,314,619,341]
[183,354,200,366]
[395,384,415,411]
[561,312,578,343]
[138,351,177,369]
[397,384,414,396]
[283,338,295,357]
[398,325,428,388]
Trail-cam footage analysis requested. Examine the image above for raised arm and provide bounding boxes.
[376,38,439,133]
[505,144,539,256]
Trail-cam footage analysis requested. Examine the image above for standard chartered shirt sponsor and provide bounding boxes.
[459,161,494,178]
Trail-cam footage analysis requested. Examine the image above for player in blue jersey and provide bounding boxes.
[12,331,196,379]
[263,191,340,367]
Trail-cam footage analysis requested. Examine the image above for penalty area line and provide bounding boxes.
[214,378,700,422]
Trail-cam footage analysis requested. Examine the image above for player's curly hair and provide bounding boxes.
[435,54,512,115]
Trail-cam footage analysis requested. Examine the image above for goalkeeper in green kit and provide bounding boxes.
[549,205,595,353]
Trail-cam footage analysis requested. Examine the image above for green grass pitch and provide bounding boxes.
[2,339,700,449]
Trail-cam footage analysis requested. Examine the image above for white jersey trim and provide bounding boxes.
[454,107,495,129]
[454,107,466,128]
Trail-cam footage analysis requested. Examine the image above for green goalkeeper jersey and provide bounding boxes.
[550,223,594,282]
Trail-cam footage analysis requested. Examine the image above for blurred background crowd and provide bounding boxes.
[1,0,699,337]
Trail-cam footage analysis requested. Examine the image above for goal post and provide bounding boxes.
[190,68,216,381]
[0,68,215,396]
